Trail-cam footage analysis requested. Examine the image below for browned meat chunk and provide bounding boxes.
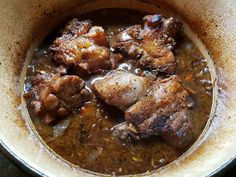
[50,19,117,75]
[124,75,193,147]
[125,76,191,125]
[93,70,151,110]
[113,14,182,74]
[28,72,91,123]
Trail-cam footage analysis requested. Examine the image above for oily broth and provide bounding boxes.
[24,9,213,175]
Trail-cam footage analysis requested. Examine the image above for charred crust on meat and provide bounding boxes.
[113,15,182,75]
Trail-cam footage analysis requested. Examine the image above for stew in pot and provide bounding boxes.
[24,9,213,175]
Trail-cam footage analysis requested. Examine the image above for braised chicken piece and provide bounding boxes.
[93,70,151,110]
[50,19,122,76]
[113,14,182,74]
[27,72,91,124]
[122,75,193,148]
[113,110,192,148]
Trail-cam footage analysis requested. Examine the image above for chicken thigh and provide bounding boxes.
[50,19,122,76]
[27,72,91,124]
[93,70,151,110]
[113,14,182,74]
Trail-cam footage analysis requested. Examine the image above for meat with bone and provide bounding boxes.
[27,72,91,124]
[111,75,193,148]
[113,14,182,74]
[125,76,192,125]
[50,19,121,76]
[93,70,151,110]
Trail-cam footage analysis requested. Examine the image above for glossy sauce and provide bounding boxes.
[24,9,213,175]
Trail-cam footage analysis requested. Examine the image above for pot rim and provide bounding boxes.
[1,0,236,176]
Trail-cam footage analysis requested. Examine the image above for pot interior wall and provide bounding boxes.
[0,0,235,177]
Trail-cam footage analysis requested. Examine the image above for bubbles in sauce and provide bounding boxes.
[24,9,213,175]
